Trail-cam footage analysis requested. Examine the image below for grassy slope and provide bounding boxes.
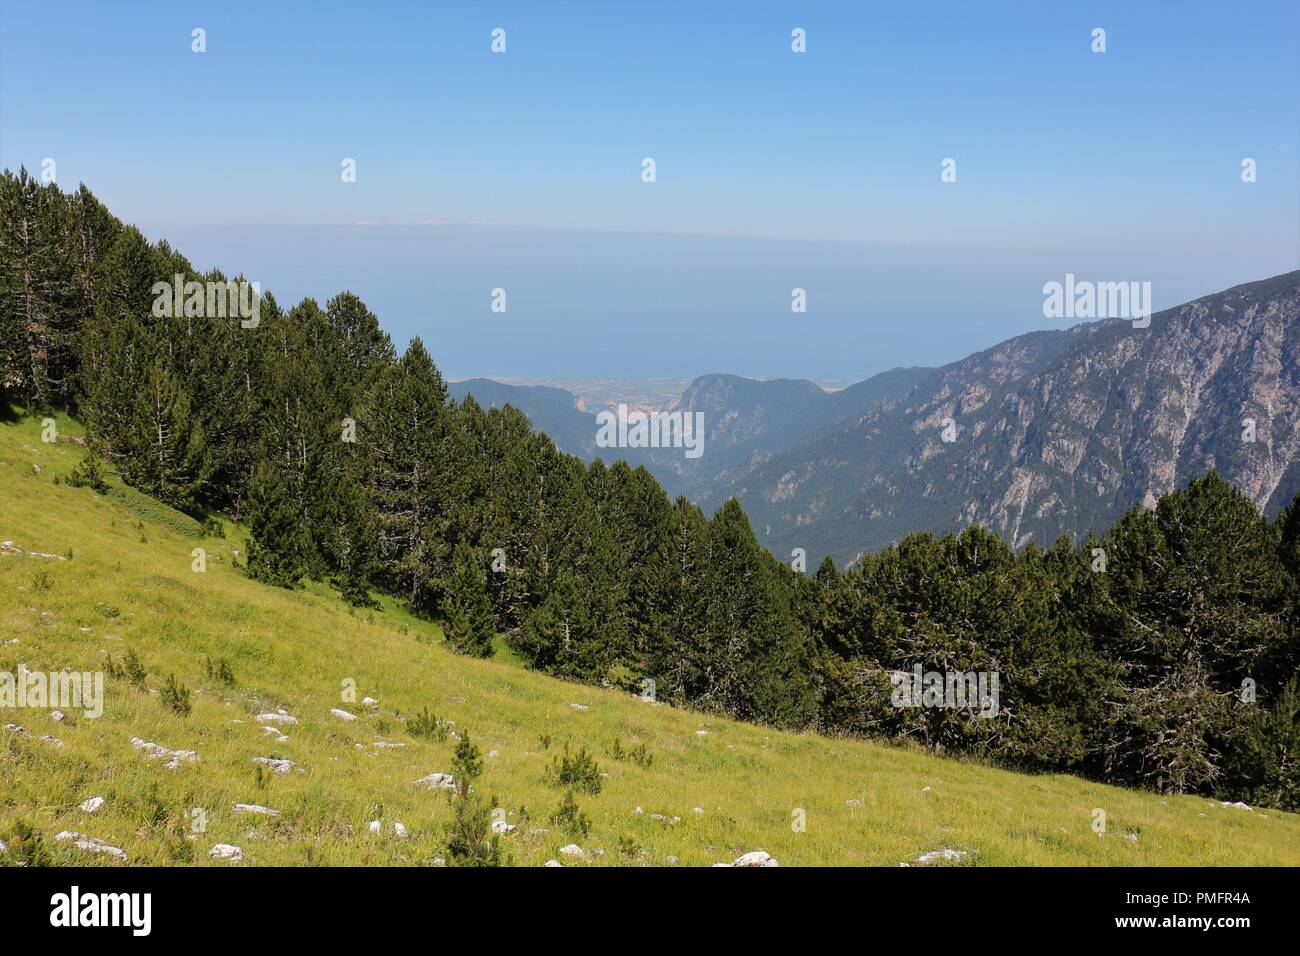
[1,415,1298,867]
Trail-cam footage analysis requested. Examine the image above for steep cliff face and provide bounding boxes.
[722,271,1300,566]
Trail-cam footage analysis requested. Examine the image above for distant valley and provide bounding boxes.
[450,270,1299,567]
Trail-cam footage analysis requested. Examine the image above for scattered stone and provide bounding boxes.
[254,711,297,725]
[543,859,562,867]
[371,741,405,749]
[0,838,6,852]
[258,726,290,743]
[692,807,705,815]
[488,750,499,758]
[393,822,409,840]
[367,820,382,834]
[79,796,104,813]
[54,831,127,862]
[362,696,378,706]
[414,772,455,790]
[210,844,243,862]
[569,703,588,712]
[491,818,516,835]
[331,707,357,721]
[921,786,931,793]
[51,710,66,722]
[633,806,643,814]
[233,803,280,817]
[130,736,197,769]
[1,639,17,646]
[1125,833,1139,843]
[845,799,863,807]
[695,730,709,736]
[559,844,584,858]
[1220,801,1252,811]
[253,756,294,775]
[666,855,680,864]
[731,850,778,867]
[913,848,966,866]
[40,735,64,747]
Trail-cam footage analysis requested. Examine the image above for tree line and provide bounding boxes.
[3,168,1297,812]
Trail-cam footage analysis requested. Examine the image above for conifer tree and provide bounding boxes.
[246,460,306,588]
[441,541,496,657]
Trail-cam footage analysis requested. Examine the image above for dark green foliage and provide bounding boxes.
[108,648,147,688]
[443,733,503,867]
[13,173,1298,813]
[0,821,51,867]
[546,744,603,794]
[203,656,236,686]
[160,673,191,716]
[610,737,653,768]
[406,706,448,741]
[550,789,591,839]
[441,541,496,657]
[67,450,107,491]
[246,460,306,588]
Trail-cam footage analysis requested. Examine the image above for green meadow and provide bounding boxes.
[2,414,1297,866]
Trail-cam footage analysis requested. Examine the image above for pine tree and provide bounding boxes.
[361,337,449,612]
[441,541,496,657]
[246,460,306,588]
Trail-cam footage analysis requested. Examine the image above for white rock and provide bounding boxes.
[569,703,588,711]
[254,712,297,725]
[54,831,127,862]
[488,750,499,758]
[367,820,382,834]
[0,838,6,852]
[543,859,562,867]
[130,736,198,769]
[914,848,966,865]
[331,707,357,721]
[732,850,778,867]
[362,696,378,706]
[1220,801,1252,810]
[210,843,243,862]
[233,803,280,816]
[559,844,584,858]
[79,796,105,813]
[414,772,455,790]
[392,822,408,840]
[253,756,294,775]
[695,730,709,736]
[692,807,705,815]
[51,710,66,722]
[491,818,515,835]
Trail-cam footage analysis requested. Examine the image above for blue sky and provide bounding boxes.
[2,0,1297,380]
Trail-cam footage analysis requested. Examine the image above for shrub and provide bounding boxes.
[161,673,191,716]
[550,789,591,840]
[546,744,603,795]
[203,656,235,686]
[407,706,448,741]
[443,733,503,867]
[0,821,51,867]
[67,452,107,491]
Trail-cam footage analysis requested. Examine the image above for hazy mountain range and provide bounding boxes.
[451,270,1299,566]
